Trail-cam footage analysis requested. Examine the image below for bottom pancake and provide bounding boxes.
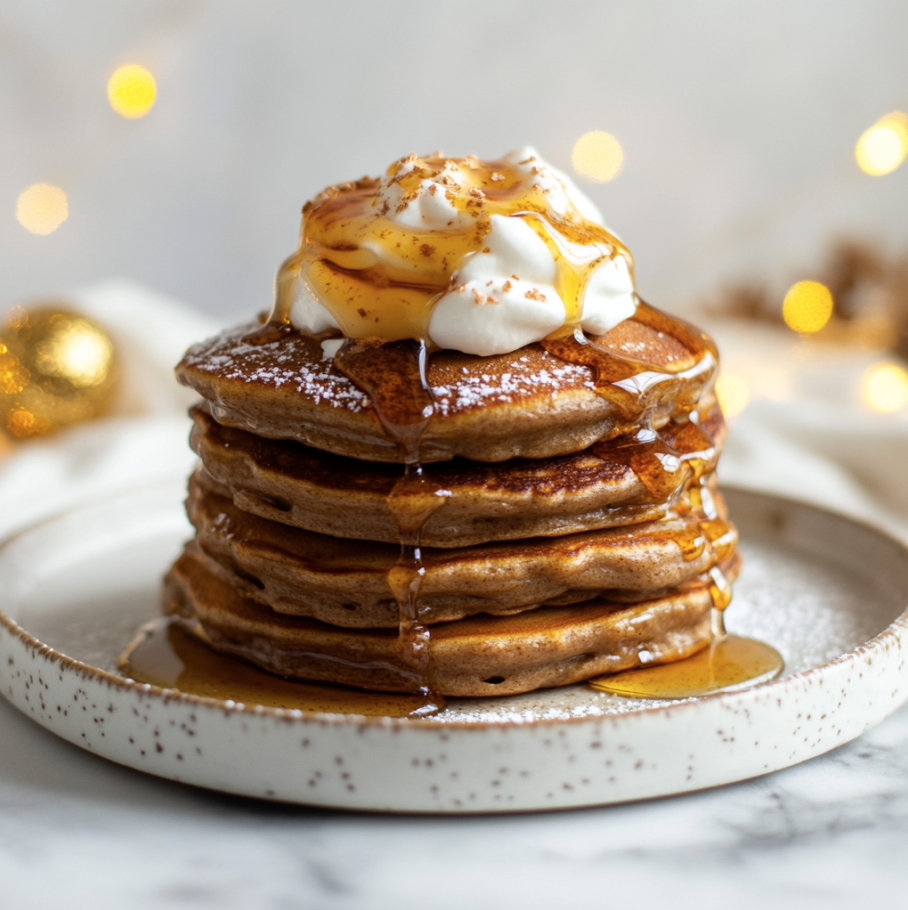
[163,547,736,697]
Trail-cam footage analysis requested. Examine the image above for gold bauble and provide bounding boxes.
[0,305,118,440]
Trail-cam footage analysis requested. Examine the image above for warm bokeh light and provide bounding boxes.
[0,342,30,395]
[715,372,749,418]
[572,131,624,182]
[782,280,834,334]
[16,184,68,235]
[107,64,156,118]
[5,407,40,439]
[35,316,114,388]
[855,112,908,176]
[860,362,908,413]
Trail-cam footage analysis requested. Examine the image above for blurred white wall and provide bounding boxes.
[1,0,906,321]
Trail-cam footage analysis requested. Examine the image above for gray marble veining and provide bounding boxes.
[3,690,908,909]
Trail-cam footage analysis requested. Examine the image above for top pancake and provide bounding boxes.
[177,303,718,463]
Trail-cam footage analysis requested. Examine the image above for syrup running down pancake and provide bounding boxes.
[188,396,725,546]
[135,147,771,711]
[185,475,737,627]
[164,545,737,697]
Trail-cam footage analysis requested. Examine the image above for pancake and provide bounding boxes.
[164,545,733,697]
[186,476,738,627]
[190,398,725,546]
[176,303,717,464]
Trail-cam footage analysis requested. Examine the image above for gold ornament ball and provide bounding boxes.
[0,305,118,440]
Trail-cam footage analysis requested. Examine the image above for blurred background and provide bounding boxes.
[2,0,906,316]
[0,0,907,524]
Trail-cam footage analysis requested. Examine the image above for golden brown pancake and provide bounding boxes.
[164,546,736,697]
[176,303,717,464]
[189,399,725,546]
[185,477,738,628]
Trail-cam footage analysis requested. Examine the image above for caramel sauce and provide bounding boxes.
[586,632,783,700]
[333,337,445,712]
[119,617,430,718]
[268,152,631,342]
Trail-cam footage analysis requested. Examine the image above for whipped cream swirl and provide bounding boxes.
[279,147,637,356]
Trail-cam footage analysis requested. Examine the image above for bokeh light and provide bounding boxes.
[0,342,30,395]
[715,372,749,418]
[855,112,908,176]
[35,316,114,388]
[572,131,624,182]
[782,281,834,334]
[16,184,68,235]
[6,407,40,439]
[860,362,908,413]
[108,64,156,119]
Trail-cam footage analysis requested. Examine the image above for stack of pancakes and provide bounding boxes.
[167,302,738,698]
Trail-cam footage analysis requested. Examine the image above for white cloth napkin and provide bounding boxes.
[704,318,908,541]
[0,283,905,542]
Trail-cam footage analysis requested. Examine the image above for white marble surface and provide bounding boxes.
[3,690,908,909]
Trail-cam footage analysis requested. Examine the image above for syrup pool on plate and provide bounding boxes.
[587,611,784,700]
[119,617,435,718]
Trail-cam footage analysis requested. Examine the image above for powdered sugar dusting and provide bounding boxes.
[433,352,595,416]
[182,327,598,417]
[182,327,369,412]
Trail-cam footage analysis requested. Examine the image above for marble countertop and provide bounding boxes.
[3,690,908,909]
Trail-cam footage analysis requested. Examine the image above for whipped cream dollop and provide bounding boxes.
[277,147,637,356]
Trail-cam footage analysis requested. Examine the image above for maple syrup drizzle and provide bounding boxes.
[586,631,784,700]
[592,411,718,503]
[119,617,430,718]
[582,413,780,699]
[333,337,445,715]
[537,298,783,698]
[541,303,717,420]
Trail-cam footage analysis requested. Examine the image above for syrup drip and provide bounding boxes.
[589,410,735,579]
[119,617,431,718]
[543,301,733,615]
[580,391,780,698]
[517,210,626,332]
[592,414,717,502]
[541,303,716,420]
[333,338,445,713]
[586,630,784,700]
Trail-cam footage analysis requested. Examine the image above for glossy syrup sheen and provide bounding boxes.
[269,152,631,343]
[119,617,433,718]
[587,630,784,700]
[541,303,717,419]
[333,337,444,712]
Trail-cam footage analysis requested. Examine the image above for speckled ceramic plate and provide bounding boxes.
[1,480,907,813]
